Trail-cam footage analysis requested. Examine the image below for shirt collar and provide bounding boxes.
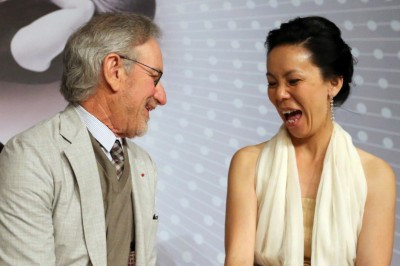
[74,105,121,152]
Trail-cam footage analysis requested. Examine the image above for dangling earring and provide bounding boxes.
[330,96,334,122]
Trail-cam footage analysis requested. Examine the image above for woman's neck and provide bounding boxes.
[291,119,334,162]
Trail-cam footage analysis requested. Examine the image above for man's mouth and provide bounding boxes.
[282,109,302,125]
[145,101,156,112]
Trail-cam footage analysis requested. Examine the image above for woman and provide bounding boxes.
[225,16,395,266]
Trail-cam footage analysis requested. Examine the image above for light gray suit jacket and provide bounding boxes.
[0,105,159,266]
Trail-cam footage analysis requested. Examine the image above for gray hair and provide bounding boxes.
[60,12,161,104]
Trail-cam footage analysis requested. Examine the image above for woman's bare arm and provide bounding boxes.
[225,145,262,266]
[356,149,396,266]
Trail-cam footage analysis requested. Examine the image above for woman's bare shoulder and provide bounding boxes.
[356,148,396,192]
[231,142,268,165]
[228,141,269,179]
[357,148,395,177]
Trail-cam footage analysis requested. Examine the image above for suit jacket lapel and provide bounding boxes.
[127,143,147,266]
[59,105,107,266]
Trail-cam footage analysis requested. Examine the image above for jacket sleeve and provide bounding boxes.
[0,138,56,266]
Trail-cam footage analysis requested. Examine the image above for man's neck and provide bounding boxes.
[80,93,119,136]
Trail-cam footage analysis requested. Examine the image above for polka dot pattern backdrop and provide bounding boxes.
[135,1,400,265]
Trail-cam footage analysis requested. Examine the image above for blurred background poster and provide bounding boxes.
[1,0,399,265]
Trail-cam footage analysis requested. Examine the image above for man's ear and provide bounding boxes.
[102,53,125,92]
[329,75,343,98]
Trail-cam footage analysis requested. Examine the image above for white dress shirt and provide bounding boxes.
[74,105,123,161]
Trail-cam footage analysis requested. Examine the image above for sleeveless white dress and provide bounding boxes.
[254,123,367,266]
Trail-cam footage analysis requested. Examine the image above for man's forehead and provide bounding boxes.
[134,39,163,65]
[134,38,160,53]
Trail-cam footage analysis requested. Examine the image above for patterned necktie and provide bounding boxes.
[110,140,124,179]
[128,251,135,266]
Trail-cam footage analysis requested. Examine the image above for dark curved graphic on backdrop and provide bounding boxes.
[0,0,156,84]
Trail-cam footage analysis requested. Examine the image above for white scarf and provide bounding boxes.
[254,123,367,265]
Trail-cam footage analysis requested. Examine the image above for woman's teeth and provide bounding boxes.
[282,110,302,124]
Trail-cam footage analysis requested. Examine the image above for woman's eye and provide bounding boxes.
[267,82,277,88]
[288,79,300,85]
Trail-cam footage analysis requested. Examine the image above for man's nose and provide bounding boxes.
[154,81,167,105]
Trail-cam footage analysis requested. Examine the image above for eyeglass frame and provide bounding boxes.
[119,54,163,86]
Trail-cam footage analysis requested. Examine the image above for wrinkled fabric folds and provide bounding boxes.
[254,123,367,266]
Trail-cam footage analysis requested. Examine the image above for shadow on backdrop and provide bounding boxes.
[0,0,156,84]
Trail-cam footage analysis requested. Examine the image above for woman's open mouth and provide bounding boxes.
[282,109,302,126]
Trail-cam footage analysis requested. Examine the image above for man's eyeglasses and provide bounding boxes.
[119,55,163,86]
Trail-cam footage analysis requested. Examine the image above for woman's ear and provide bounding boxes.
[102,53,125,92]
[329,75,343,98]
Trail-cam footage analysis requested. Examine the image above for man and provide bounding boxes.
[0,13,166,266]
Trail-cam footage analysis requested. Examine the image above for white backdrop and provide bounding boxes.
[1,0,399,265]
[145,1,400,265]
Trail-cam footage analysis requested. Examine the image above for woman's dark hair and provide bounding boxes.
[265,16,355,106]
